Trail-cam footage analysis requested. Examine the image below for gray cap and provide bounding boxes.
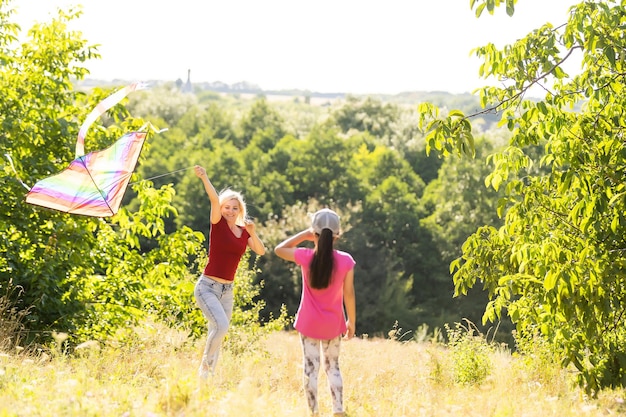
[310,208,340,236]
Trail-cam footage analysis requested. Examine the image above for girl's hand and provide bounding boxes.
[344,320,355,340]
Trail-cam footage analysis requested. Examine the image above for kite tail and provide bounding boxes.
[4,153,31,191]
[75,82,149,158]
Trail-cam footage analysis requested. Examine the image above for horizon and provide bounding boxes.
[78,75,479,97]
[16,0,580,96]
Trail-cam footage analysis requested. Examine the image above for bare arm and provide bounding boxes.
[274,229,315,262]
[343,268,356,340]
[245,221,266,256]
[194,165,221,224]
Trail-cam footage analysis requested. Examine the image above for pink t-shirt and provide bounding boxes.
[293,247,356,340]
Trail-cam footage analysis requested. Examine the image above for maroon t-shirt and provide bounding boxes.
[203,216,250,281]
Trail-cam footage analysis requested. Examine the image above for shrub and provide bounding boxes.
[445,319,494,385]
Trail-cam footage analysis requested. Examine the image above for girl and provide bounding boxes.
[274,208,356,417]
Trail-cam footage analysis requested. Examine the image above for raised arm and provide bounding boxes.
[274,229,315,262]
[194,165,221,224]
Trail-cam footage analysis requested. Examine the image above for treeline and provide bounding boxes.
[125,84,509,338]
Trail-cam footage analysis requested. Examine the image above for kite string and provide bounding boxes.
[129,166,195,185]
[4,153,31,191]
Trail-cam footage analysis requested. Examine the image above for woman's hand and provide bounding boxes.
[194,165,207,178]
[194,165,220,221]
[245,220,266,255]
[244,220,256,234]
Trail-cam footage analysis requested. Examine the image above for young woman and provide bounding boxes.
[274,208,356,417]
[193,165,266,379]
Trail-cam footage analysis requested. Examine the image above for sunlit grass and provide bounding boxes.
[0,323,624,417]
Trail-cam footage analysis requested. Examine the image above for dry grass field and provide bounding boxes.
[0,323,624,417]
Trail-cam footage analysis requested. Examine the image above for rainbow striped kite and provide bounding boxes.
[25,83,149,217]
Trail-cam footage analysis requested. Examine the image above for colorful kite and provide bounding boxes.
[24,82,149,217]
[25,131,147,217]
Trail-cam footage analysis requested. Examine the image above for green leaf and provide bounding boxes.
[476,2,486,17]
[506,0,515,17]
[544,272,557,292]
[605,46,616,66]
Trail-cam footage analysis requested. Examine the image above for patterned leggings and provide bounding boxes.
[299,333,343,415]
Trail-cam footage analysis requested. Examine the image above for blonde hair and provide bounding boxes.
[218,188,248,226]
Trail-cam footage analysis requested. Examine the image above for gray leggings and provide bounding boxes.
[300,333,343,414]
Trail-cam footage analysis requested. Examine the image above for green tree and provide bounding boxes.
[237,97,286,149]
[330,95,400,140]
[282,126,360,206]
[0,3,100,337]
[238,136,295,219]
[426,0,626,393]
[128,82,198,127]
[421,136,507,334]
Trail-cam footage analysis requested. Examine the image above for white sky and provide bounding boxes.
[13,0,579,95]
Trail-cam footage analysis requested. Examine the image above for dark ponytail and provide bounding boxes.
[309,229,335,289]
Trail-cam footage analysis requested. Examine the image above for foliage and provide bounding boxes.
[443,0,626,393]
[128,82,198,127]
[72,181,206,342]
[128,88,508,338]
[0,1,101,339]
[444,320,494,385]
[226,252,291,356]
[237,97,287,149]
[0,280,28,351]
[330,95,401,140]
[421,137,511,335]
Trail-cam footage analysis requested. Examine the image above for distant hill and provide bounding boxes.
[77,78,479,104]
[76,78,500,130]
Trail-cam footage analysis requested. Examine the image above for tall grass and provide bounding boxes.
[0,321,624,416]
[0,281,29,353]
